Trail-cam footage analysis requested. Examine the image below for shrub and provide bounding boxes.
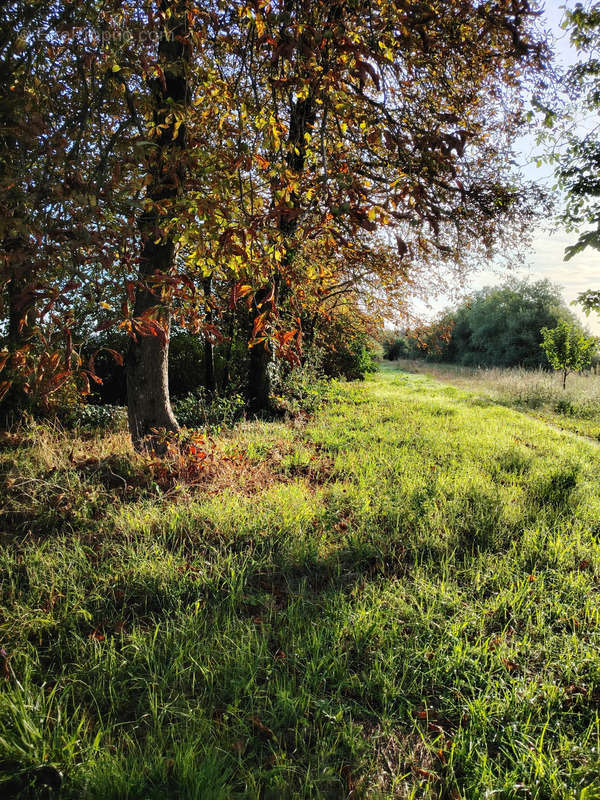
[168,332,207,397]
[173,389,245,430]
[270,347,331,416]
[60,403,128,431]
[382,331,414,360]
[321,335,378,381]
[84,330,210,406]
[419,279,588,369]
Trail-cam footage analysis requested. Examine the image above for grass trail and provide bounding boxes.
[389,359,600,440]
[2,366,600,798]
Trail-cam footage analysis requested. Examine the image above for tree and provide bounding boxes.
[555,2,600,263]
[2,0,550,439]
[0,1,105,412]
[229,0,548,410]
[413,279,581,368]
[124,0,191,446]
[552,3,600,331]
[540,319,596,388]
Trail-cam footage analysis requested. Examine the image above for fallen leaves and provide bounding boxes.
[251,715,275,741]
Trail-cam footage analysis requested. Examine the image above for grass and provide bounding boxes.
[1,366,600,798]
[392,359,600,440]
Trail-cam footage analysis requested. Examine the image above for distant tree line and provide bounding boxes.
[383,279,591,370]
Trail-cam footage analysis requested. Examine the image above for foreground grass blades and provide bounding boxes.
[2,365,600,798]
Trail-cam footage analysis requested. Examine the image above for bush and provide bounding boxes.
[168,332,207,397]
[420,279,588,369]
[382,331,413,360]
[59,403,127,431]
[270,347,331,416]
[321,335,378,381]
[173,389,245,431]
[84,330,210,406]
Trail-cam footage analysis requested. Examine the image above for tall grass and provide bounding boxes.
[393,359,600,438]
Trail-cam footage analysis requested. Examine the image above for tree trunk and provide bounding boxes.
[563,369,567,390]
[126,0,190,448]
[248,337,271,413]
[222,311,236,392]
[203,276,216,394]
[247,97,314,411]
[126,234,179,445]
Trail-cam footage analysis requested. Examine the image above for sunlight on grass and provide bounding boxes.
[389,359,600,440]
[1,369,600,798]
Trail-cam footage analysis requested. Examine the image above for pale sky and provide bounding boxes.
[422,0,600,335]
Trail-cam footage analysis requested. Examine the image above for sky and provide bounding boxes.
[421,0,600,334]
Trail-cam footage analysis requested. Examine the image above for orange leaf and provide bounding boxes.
[251,311,268,340]
[254,153,270,169]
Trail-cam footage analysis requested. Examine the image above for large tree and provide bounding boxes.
[1,0,549,437]
[417,278,587,368]
[222,0,548,409]
[124,0,191,445]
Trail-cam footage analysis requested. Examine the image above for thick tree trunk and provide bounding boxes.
[126,0,189,448]
[126,234,178,445]
[248,337,271,413]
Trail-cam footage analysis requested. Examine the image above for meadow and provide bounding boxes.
[393,360,600,440]
[1,364,600,798]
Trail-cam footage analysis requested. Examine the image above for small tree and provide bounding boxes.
[540,321,596,389]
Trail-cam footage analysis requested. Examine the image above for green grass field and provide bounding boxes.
[393,359,600,441]
[2,364,600,798]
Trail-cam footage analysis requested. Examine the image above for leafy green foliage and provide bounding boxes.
[64,404,127,432]
[556,3,600,260]
[173,390,245,431]
[540,319,596,388]
[382,331,415,361]
[269,347,330,417]
[417,279,584,369]
[321,336,378,382]
[1,0,549,433]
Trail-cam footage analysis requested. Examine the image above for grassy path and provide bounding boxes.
[2,368,600,798]
[389,359,600,442]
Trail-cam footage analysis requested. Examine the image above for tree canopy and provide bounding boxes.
[555,2,600,262]
[1,0,550,444]
[388,279,587,369]
[540,318,596,388]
